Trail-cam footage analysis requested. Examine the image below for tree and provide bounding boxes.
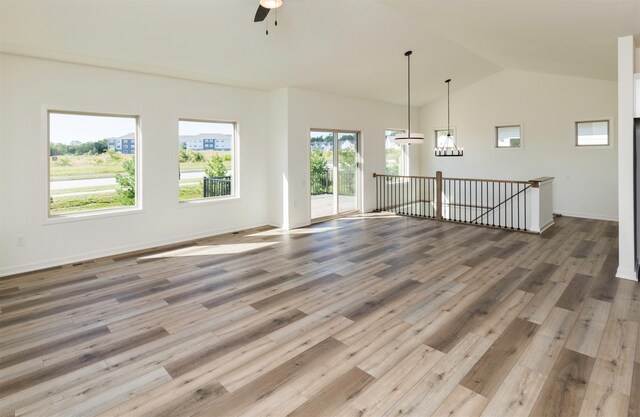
[205,155,228,178]
[310,148,328,172]
[115,159,135,205]
[179,148,191,163]
[191,151,204,162]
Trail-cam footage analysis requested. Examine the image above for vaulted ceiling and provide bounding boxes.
[1,0,638,106]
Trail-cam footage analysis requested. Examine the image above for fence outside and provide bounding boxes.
[203,176,232,198]
[311,169,356,195]
[373,171,552,233]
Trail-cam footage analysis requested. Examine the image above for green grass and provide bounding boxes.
[50,184,116,195]
[180,151,232,173]
[50,154,134,181]
[179,184,204,201]
[49,192,131,215]
[50,151,232,181]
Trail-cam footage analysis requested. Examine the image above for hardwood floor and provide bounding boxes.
[0,214,638,417]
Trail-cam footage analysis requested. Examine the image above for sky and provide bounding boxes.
[49,113,137,144]
[49,113,234,144]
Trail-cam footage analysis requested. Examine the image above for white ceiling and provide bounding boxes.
[1,0,638,106]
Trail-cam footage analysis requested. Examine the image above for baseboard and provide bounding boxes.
[0,219,273,277]
[288,220,312,230]
[539,219,555,233]
[616,266,638,281]
[554,211,618,222]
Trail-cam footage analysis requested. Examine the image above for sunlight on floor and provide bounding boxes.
[139,242,279,258]
[247,226,342,237]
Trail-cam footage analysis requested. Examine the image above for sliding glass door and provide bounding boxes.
[310,130,359,219]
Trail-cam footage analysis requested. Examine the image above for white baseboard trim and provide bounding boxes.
[288,220,312,230]
[539,219,555,233]
[0,219,273,277]
[554,211,618,222]
[616,266,638,281]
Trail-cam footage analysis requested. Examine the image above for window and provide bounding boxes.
[495,125,521,148]
[385,130,408,175]
[576,120,609,146]
[435,129,455,149]
[178,119,235,202]
[48,111,138,216]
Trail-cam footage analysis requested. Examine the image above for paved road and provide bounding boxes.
[50,171,205,191]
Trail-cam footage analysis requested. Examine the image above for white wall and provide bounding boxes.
[617,37,636,280]
[281,88,419,229]
[0,54,273,276]
[268,88,289,228]
[419,69,618,221]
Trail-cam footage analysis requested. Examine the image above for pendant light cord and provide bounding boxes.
[446,79,451,137]
[406,51,412,139]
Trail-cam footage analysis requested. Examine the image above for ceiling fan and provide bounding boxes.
[254,0,283,34]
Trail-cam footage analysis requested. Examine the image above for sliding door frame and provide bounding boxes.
[309,128,361,222]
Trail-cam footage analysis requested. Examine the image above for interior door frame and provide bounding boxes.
[309,128,361,221]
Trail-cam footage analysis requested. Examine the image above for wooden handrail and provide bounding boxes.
[373,172,532,185]
[373,173,437,180]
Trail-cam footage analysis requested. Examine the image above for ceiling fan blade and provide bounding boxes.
[254,5,270,22]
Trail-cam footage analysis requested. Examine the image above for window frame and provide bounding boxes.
[45,109,141,222]
[434,127,457,150]
[177,118,239,206]
[574,119,612,148]
[494,124,523,150]
[384,129,409,176]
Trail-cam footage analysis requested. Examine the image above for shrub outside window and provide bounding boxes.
[178,119,236,202]
[48,111,138,216]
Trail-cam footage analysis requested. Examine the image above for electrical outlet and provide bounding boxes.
[16,235,26,247]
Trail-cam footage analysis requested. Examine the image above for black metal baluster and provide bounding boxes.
[524,184,528,231]
[384,175,387,212]
[510,182,514,229]
[474,181,478,224]
[501,183,504,228]
[517,183,521,230]
[464,180,467,223]
[428,177,431,218]
[458,180,464,223]
[457,179,460,222]
[492,182,495,227]
[420,177,424,217]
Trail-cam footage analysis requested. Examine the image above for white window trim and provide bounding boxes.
[43,108,142,224]
[177,118,240,206]
[574,117,615,149]
[385,129,409,176]
[492,123,524,151]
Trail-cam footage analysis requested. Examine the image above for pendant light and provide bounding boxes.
[435,79,463,156]
[394,51,424,145]
[259,0,282,8]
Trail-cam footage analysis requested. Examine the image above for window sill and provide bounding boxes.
[44,206,143,225]
[177,195,240,208]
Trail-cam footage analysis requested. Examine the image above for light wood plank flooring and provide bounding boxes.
[0,214,638,417]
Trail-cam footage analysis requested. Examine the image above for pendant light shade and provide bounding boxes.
[259,0,282,9]
[395,50,424,145]
[393,132,424,144]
